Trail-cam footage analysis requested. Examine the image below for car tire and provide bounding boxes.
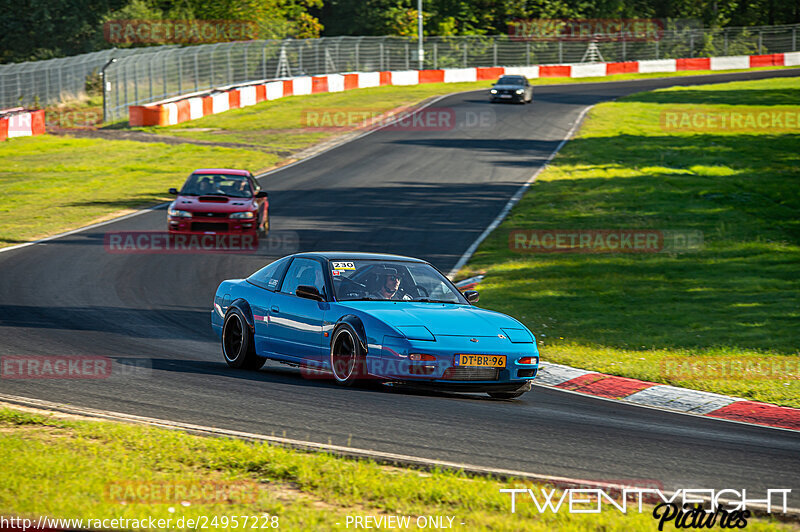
[330,324,366,386]
[222,307,265,370]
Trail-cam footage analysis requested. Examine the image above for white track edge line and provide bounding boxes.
[447,104,594,278]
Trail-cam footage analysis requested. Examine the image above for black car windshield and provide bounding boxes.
[330,260,466,303]
[496,76,525,85]
[181,173,253,198]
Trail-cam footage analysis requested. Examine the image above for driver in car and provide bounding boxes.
[371,267,412,300]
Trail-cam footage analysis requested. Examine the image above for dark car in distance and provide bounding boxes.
[489,75,533,104]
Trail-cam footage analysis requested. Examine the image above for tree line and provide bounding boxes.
[2,0,798,63]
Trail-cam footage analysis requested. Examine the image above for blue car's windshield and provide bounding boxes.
[331,260,466,304]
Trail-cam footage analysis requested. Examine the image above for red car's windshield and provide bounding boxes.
[181,173,253,198]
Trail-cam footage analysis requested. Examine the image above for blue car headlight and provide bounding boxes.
[501,328,534,343]
[395,326,435,341]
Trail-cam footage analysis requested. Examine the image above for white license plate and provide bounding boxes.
[499,94,512,98]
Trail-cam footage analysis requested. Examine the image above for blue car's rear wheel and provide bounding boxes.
[330,325,365,386]
[222,308,265,370]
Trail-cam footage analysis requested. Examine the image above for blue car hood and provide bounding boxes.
[339,301,520,337]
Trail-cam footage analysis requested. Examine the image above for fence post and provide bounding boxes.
[227,47,233,84]
[162,53,167,98]
[493,38,497,66]
[405,43,409,69]
[622,35,627,61]
[177,54,182,95]
[148,60,153,101]
[355,40,359,71]
[793,27,797,51]
[655,39,659,59]
[433,42,438,69]
[558,40,563,63]
[463,41,467,67]
[261,42,267,79]
[724,29,728,55]
[526,41,530,65]
[134,61,139,104]
[758,31,763,54]
[380,41,384,71]
[690,33,694,57]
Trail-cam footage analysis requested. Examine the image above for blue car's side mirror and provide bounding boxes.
[464,290,479,304]
[296,285,325,302]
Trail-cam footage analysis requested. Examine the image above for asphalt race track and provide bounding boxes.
[1,69,799,501]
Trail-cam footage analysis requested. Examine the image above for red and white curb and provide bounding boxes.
[130,51,800,127]
[0,108,46,140]
[537,362,800,431]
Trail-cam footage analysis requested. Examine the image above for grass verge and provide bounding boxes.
[0,407,792,531]
[458,76,800,407]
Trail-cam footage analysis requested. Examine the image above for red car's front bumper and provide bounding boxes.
[168,216,258,234]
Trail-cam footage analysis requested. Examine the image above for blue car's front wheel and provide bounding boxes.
[330,325,365,386]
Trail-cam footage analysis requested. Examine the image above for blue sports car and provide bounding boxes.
[211,252,539,399]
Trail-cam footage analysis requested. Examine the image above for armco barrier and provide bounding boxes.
[129,52,800,127]
[0,108,46,141]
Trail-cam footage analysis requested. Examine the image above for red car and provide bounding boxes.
[168,169,269,236]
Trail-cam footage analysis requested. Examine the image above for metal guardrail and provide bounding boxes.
[2,24,798,122]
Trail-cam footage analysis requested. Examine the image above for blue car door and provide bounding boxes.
[266,257,327,363]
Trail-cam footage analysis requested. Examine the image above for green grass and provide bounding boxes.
[459,76,800,407]
[0,407,793,531]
